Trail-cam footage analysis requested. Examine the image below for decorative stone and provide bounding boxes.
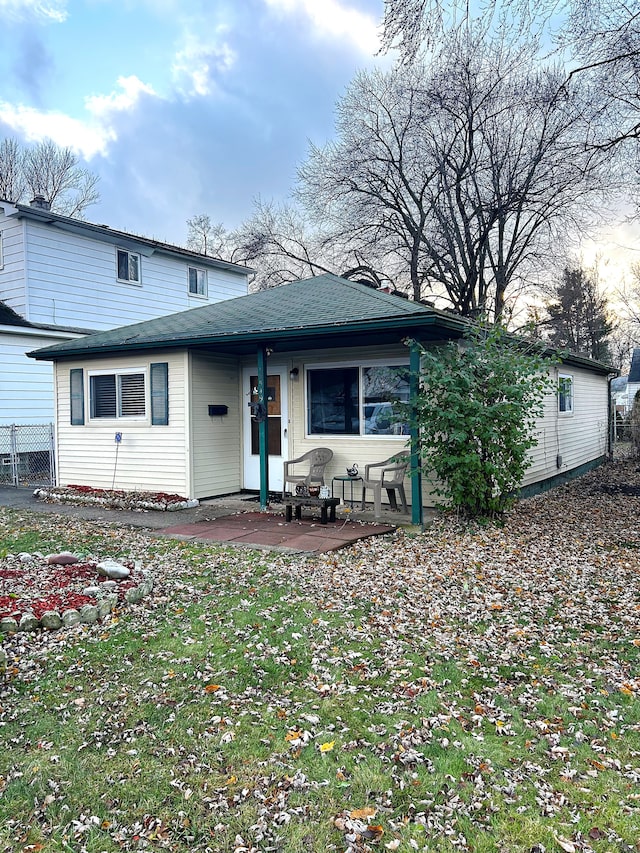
[0,646,7,670]
[96,559,130,579]
[80,604,99,625]
[19,613,40,632]
[139,579,153,596]
[125,587,142,603]
[46,552,79,565]
[98,599,113,618]
[40,611,63,630]
[101,580,118,590]
[0,617,18,634]
[61,609,81,627]
[82,586,101,596]
[18,552,34,562]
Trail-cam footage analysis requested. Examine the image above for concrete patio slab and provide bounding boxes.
[158,511,396,553]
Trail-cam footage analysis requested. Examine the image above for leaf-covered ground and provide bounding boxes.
[0,456,639,853]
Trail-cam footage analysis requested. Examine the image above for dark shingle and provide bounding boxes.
[29,274,455,359]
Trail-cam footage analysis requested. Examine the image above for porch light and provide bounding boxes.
[290,367,300,380]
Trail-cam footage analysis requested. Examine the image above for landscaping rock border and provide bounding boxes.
[0,556,154,635]
[33,486,199,512]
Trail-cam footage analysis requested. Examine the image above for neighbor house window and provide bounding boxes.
[558,373,574,413]
[117,249,140,283]
[90,370,145,419]
[307,363,409,436]
[188,267,207,296]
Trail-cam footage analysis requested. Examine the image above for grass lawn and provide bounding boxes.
[1,458,639,852]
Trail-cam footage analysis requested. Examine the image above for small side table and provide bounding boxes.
[332,475,363,508]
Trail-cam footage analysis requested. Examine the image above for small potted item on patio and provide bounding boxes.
[346,463,359,478]
[308,485,320,497]
[295,483,308,496]
[319,485,331,499]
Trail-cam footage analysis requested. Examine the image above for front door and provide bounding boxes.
[242,366,288,491]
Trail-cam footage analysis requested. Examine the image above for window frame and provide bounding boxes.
[0,230,4,269]
[558,372,574,415]
[305,359,411,438]
[116,248,141,285]
[188,266,208,297]
[88,367,147,422]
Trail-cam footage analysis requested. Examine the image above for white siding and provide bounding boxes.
[0,214,27,316]
[189,353,242,498]
[54,351,191,497]
[277,348,609,508]
[523,365,609,487]
[627,382,640,412]
[262,344,416,507]
[0,327,81,425]
[23,220,247,330]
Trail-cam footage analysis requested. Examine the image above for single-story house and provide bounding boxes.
[29,274,613,523]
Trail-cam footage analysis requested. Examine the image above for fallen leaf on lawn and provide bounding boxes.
[553,835,575,852]
[204,684,220,693]
[350,807,377,820]
[363,825,384,841]
[319,740,335,753]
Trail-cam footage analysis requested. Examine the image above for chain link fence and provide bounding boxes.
[0,424,56,487]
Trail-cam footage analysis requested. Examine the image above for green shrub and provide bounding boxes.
[411,325,554,519]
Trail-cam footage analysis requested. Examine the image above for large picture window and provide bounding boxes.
[307,363,410,436]
[90,371,145,419]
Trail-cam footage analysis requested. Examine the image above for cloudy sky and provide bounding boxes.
[0,0,385,244]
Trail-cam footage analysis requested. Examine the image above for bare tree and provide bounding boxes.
[380,0,640,150]
[295,31,606,319]
[0,138,25,202]
[0,137,99,217]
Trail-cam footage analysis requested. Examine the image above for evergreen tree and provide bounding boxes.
[543,267,612,362]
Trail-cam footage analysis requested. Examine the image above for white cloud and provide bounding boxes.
[85,75,157,120]
[0,76,158,159]
[264,0,380,54]
[171,32,237,97]
[0,0,68,22]
[0,101,113,157]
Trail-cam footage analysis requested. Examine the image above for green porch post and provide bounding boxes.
[257,344,270,510]
[409,340,423,528]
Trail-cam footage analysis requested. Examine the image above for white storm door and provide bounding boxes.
[242,366,288,491]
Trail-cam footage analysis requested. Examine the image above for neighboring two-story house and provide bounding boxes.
[0,197,251,427]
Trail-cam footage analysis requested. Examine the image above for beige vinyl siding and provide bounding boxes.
[55,351,190,496]
[270,345,416,507]
[189,352,242,498]
[523,364,609,486]
[23,221,247,330]
[0,214,27,316]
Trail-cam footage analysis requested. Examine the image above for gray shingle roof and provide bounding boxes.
[629,348,640,383]
[29,274,464,360]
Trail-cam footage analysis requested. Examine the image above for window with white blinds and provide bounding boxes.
[90,371,145,420]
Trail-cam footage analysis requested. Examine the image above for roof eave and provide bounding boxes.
[29,313,467,361]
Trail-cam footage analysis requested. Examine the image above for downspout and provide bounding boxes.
[409,340,423,528]
[257,344,270,510]
[608,373,615,459]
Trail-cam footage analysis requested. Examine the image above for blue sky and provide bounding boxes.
[0,0,386,244]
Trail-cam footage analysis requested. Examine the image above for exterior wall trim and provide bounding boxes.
[519,455,607,499]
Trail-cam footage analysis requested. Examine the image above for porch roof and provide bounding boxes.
[28,274,467,360]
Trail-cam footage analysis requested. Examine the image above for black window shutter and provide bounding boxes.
[70,368,84,425]
[150,362,169,425]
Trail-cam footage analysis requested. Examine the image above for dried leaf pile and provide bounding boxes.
[0,456,639,852]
